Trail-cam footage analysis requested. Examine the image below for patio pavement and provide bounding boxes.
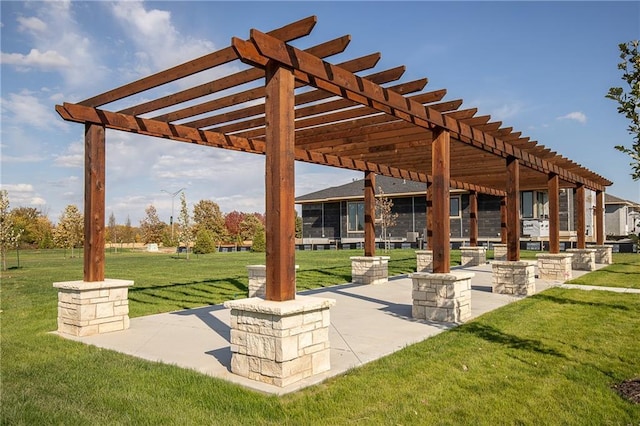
[60,261,636,395]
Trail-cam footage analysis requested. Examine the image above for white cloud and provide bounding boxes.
[1,154,46,163]
[17,16,47,33]
[0,91,69,131]
[53,141,83,168]
[557,111,587,124]
[1,48,71,70]
[0,183,47,207]
[110,1,215,73]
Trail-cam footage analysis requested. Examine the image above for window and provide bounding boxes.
[521,191,534,218]
[347,202,365,232]
[450,197,461,218]
[537,191,548,219]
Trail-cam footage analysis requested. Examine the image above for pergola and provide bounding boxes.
[56,16,611,302]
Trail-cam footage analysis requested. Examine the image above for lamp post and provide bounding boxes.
[161,188,185,241]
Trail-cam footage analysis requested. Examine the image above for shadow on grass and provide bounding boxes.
[532,293,630,311]
[453,323,566,358]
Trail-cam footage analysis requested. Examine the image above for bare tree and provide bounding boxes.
[177,192,193,259]
[375,187,398,252]
[0,190,22,271]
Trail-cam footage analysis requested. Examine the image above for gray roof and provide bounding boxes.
[605,193,640,207]
[296,176,427,203]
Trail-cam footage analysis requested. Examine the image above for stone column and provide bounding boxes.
[491,261,535,295]
[415,250,433,272]
[592,245,613,264]
[350,256,390,285]
[224,296,335,387]
[460,247,487,267]
[493,244,508,261]
[410,271,473,323]
[247,265,299,298]
[54,279,134,336]
[536,253,573,281]
[566,248,596,271]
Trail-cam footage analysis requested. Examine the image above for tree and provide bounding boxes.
[294,210,303,239]
[193,199,227,243]
[225,210,245,244]
[123,215,134,246]
[606,40,640,180]
[107,212,118,252]
[193,229,215,254]
[177,192,193,259]
[251,227,266,252]
[53,204,84,258]
[1,191,22,271]
[239,213,264,243]
[139,205,166,244]
[376,187,398,252]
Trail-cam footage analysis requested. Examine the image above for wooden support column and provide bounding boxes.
[426,182,433,249]
[596,190,605,245]
[500,196,507,244]
[84,123,106,282]
[548,173,560,254]
[469,191,478,247]
[364,171,376,257]
[575,185,586,249]
[264,61,295,301]
[506,156,520,261]
[432,127,450,273]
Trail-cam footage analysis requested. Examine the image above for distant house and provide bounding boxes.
[605,194,640,238]
[295,176,604,249]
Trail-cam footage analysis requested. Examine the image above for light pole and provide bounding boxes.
[161,188,185,241]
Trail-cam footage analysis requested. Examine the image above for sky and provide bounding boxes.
[1,1,639,226]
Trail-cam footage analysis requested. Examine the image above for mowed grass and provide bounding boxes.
[1,248,639,424]
[566,252,640,289]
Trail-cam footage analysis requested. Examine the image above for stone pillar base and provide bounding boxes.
[566,249,596,271]
[247,265,299,298]
[53,279,134,337]
[409,271,473,323]
[592,245,613,264]
[492,244,508,261]
[415,250,433,272]
[536,253,573,281]
[492,261,535,295]
[460,247,487,267]
[350,256,389,285]
[224,296,335,388]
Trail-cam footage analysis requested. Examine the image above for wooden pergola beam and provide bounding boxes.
[84,123,106,282]
[548,173,560,254]
[80,16,318,108]
[364,171,376,257]
[431,127,451,273]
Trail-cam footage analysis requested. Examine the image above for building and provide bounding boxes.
[296,175,600,249]
[605,194,640,238]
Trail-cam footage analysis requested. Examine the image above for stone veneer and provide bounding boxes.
[53,279,134,337]
[566,249,596,271]
[410,271,473,323]
[491,261,535,295]
[415,250,433,272]
[492,244,508,261]
[350,256,390,285]
[592,245,613,264]
[247,265,299,298]
[536,253,573,281]
[460,247,487,267]
[224,296,335,387]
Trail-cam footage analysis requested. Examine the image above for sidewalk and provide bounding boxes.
[61,262,636,395]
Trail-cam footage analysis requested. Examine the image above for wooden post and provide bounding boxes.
[596,190,605,245]
[506,156,520,261]
[469,191,478,247]
[548,173,560,254]
[426,181,433,249]
[500,196,507,244]
[575,185,586,249]
[84,123,106,282]
[264,61,296,301]
[364,171,376,257]
[432,127,450,273]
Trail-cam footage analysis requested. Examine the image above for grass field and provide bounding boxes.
[1,248,639,424]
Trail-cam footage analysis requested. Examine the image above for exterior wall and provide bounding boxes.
[605,204,626,237]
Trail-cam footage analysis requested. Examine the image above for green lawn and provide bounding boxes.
[2,248,639,424]
[566,252,640,289]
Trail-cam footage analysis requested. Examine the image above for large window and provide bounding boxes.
[450,196,461,218]
[521,191,534,218]
[537,191,549,219]
[347,202,365,232]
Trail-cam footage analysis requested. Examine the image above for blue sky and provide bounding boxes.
[1,1,639,225]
